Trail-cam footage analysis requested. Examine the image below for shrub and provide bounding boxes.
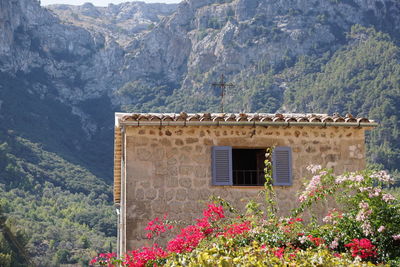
[90,167,400,266]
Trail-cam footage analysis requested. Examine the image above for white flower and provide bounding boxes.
[361,221,374,236]
[359,187,371,193]
[329,238,339,249]
[335,175,347,184]
[359,201,370,210]
[356,201,372,222]
[371,170,394,183]
[299,235,308,244]
[306,164,322,174]
[378,226,385,233]
[349,174,364,182]
[322,215,331,224]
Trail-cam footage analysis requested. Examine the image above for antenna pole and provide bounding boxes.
[212,74,234,113]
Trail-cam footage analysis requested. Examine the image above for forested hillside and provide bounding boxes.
[1,0,400,265]
[0,71,116,265]
[284,25,400,173]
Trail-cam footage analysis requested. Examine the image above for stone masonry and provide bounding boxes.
[120,123,368,251]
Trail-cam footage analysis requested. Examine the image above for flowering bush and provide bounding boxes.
[345,238,377,259]
[293,167,400,264]
[91,167,400,266]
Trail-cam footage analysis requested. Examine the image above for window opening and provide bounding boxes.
[232,149,266,186]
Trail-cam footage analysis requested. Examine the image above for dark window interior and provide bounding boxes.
[232,149,266,186]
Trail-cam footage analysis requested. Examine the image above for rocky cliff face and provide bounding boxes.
[101,0,400,112]
[1,0,400,146]
[48,2,177,46]
[2,0,399,115]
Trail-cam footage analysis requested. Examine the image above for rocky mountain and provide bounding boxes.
[47,2,178,46]
[1,0,400,265]
[3,0,400,119]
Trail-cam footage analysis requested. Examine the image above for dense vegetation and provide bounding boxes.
[284,25,400,173]
[91,167,400,266]
[0,206,30,267]
[0,70,116,266]
[0,132,117,266]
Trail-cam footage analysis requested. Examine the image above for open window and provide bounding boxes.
[212,146,292,186]
[232,149,265,186]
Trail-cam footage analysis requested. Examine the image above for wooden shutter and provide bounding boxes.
[272,146,292,186]
[212,146,233,185]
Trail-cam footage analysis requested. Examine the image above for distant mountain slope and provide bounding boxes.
[0,70,116,265]
[283,25,400,170]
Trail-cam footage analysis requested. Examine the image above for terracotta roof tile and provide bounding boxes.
[117,113,377,127]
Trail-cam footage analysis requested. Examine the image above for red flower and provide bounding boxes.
[344,238,377,259]
[90,252,117,266]
[307,235,325,246]
[274,247,285,258]
[223,221,251,237]
[124,244,167,267]
[167,225,205,253]
[203,204,225,221]
[144,215,173,239]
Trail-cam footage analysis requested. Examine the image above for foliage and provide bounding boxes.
[116,79,175,113]
[0,69,117,266]
[292,167,400,263]
[0,131,116,266]
[91,167,400,267]
[283,25,400,173]
[0,182,116,266]
[0,206,30,267]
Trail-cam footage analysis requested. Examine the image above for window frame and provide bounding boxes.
[211,146,292,186]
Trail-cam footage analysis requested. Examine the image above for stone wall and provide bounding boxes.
[123,125,366,249]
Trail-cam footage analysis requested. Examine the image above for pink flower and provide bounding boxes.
[335,175,347,184]
[382,193,396,203]
[368,188,381,198]
[298,235,308,244]
[299,174,323,202]
[359,201,370,210]
[352,175,364,182]
[356,201,372,224]
[393,234,400,240]
[90,252,117,266]
[378,226,385,233]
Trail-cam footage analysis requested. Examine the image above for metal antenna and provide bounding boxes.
[212,74,234,113]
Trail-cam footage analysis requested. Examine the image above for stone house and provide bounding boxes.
[113,112,376,255]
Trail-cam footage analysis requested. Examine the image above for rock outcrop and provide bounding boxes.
[1,0,400,134]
